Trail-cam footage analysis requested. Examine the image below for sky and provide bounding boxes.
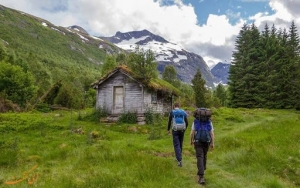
[0,0,299,68]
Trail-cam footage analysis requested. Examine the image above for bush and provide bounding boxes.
[0,97,21,112]
[35,103,51,113]
[80,107,108,122]
[145,107,154,124]
[0,62,38,107]
[118,111,137,124]
[147,113,163,140]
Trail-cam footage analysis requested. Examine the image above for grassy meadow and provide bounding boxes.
[0,108,299,188]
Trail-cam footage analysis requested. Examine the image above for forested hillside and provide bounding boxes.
[0,5,121,110]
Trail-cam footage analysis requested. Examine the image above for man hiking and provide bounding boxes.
[190,108,215,184]
[167,102,188,167]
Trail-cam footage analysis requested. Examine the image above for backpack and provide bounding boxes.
[193,108,212,122]
[171,109,186,131]
[194,119,212,142]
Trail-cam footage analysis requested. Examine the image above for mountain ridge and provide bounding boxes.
[1,4,229,89]
[100,30,216,87]
[211,62,230,85]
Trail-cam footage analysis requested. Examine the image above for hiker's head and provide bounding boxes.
[174,102,180,108]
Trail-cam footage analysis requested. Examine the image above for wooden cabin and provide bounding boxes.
[92,66,180,123]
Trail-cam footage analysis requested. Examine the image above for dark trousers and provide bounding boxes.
[172,130,185,161]
[194,142,210,177]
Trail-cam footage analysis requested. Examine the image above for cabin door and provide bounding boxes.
[113,86,124,113]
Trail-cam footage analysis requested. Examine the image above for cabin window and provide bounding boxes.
[151,91,163,104]
[151,92,157,103]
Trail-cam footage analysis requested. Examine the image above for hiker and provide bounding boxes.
[167,102,188,167]
[190,108,214,184]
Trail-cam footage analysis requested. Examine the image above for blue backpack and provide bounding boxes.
[194,119,212,142]
[172,109,186,131]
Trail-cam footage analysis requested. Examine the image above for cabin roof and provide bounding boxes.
[91,65,180,96]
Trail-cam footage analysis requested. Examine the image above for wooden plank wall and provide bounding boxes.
[96,71,172,115]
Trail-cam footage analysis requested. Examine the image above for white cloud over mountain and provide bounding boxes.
[0,0,299,67]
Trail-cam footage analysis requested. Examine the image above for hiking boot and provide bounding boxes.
[177,161,182,167]
[198,177,205,184]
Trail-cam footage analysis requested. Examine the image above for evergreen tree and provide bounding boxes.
[228,24,250,107]
[229,21,300,109]
[287,21,300,109]
[259,24,281,108]
[246,23,263,107]
[213,84,227,106]
[229,23,262,108]
[264,25,286,108]
[191,69,208,107]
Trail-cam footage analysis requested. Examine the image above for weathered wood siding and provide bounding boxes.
[143,90,172,114]
[96,74,118,113]
[96,72,144,114]
[123,76,143,113]
[96,71,173,115]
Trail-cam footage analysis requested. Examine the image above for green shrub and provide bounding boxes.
[145,107,154,124]
[80,107,108,122]
[118,111,137,124]
[148,113,163,140]
[35,102,51,113]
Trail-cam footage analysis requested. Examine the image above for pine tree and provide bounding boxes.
[246,23,263,107]
[229,23,262,108]
[191,69,208,107]
[228,24,249,107]
[275,28,290,108]
[229,21,300,109]
[259,24,281,108]
[213,84,228,106]
[287,21,300,109]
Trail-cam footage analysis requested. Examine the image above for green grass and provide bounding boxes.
[0,108,300,187]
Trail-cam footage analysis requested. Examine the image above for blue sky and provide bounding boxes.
[0,0,299,67]
[187,0,274,25]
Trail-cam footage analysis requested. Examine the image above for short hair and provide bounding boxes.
[174,102,180,108]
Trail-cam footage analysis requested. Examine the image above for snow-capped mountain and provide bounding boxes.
[101,30,215,87]
[211,62,230,85]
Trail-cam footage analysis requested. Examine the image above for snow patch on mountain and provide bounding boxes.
[100,30,215,86]
[114,35,187,63]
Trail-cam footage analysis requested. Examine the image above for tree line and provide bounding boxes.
[0,42,227,112]
[228,21,300,109]
[3,20,299,112]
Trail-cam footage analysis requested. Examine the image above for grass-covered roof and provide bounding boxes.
[92,65,180,96]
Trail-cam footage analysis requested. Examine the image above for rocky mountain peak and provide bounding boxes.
[100,30,216,87]
[211,62,230,84]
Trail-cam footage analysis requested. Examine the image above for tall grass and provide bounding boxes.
[0,108,299,187]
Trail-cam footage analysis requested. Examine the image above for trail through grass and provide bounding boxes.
[0,108,299,187]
